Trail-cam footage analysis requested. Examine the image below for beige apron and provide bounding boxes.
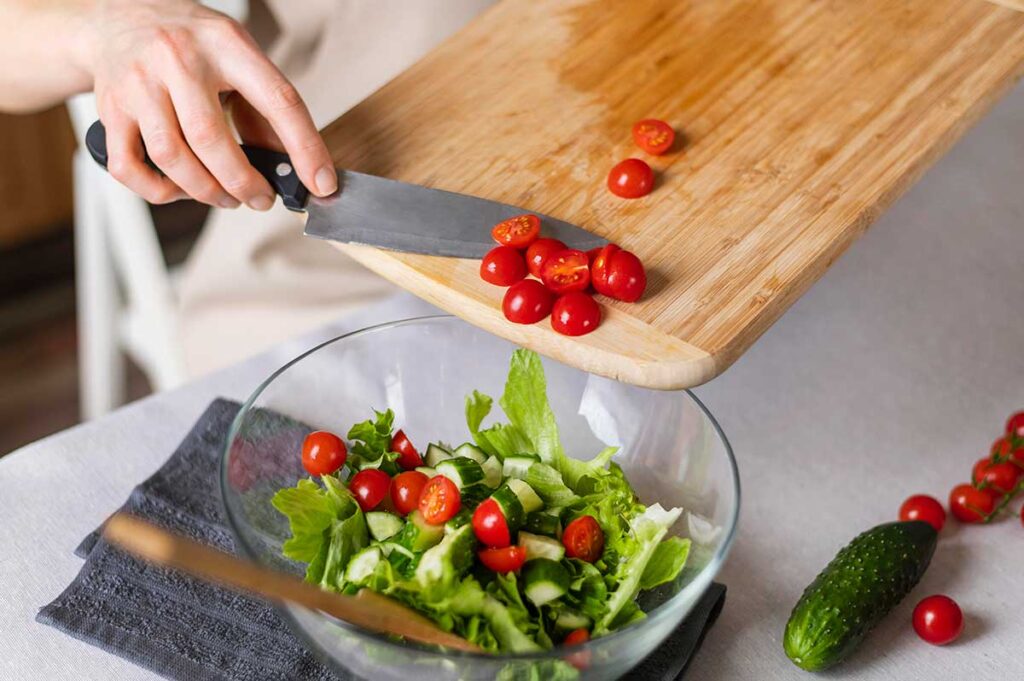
[177,0,494,377]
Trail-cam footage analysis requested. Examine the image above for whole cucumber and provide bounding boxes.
[784,520,937,672]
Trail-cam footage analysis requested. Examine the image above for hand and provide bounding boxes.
[83,0,336,209]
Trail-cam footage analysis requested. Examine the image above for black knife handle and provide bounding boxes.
[84,120,309,212]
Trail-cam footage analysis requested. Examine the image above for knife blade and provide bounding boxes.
[85,121,607,258]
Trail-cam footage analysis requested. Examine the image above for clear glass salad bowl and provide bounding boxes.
[221,316,739,680]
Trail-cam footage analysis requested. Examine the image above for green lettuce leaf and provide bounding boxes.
[346,409,400,473]
[466,390,533,459]
[524,463,578,508]
[639,536,691,590]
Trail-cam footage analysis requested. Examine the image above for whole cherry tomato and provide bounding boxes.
[898,494,946,532]
[912,595,963,646]
[562,515,605,563]
[551,292,601,336]
[563,627,591,669]
[1006,411,1024,439]
[607,158,654,199]
[390,470,429,516]
[478,546,526,573]
[349,469,391,511]
[971,457,1022,494]
[390,429,423,470]
[301,431,347,476]
[491,214,541,249]
[632,119,675,155]
[541,249,591,295]
[526,238,567,279]
[472,498,512,547]
[948,483,998,523]
[503,280,554,324]
[604,250,647,302]
[418,475,461,524]
[480,246,528,286]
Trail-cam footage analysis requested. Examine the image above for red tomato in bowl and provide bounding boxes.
[492,214,540,249]
[418,475,461,524]
[301,431,347,476]
[390,429,422,469]
[913,595,963,646]
[971,457,1021,494]
[563,515,605,562]
[552,292,601,336]
[503,279,554,324]
[478,546,526,573]
[525,238,567,279]
[607,158,654,199]
[541,249,591,295]
[390,470,429,516]
[480,246,527,286]
[349,469,391,511]
[632,119,675,155]
[948,483,998,523]
[473,498,512,547]
[898,494,946,532]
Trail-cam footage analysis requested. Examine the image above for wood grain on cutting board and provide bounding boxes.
[320,0,1024,389]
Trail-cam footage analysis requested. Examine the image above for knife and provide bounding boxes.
[85,121,607,259]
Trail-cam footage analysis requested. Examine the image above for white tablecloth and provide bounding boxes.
[3,84,1023,680]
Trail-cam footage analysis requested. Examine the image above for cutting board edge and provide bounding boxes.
[333,243,719,391]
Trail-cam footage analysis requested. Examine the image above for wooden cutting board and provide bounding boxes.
[319,0,1024,389]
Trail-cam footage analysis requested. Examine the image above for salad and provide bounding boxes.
[271,349,690,653]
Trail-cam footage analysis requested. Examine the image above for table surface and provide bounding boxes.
[3,83,1024,681]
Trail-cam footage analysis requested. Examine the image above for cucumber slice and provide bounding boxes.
[507,478,543,514]
[416,524,477,587]
[519,531,565,562]
[379,541,415,560]
[398,510,445,552]
[523,511,561,538]
[489,484,525,530]
[481,456,502,488]
[445,508,472,534]
[365,511,404,541]
[415,466,437,477]
[522,558,570,607]
[344,546,383,584]
[555,608,592,631]
[460,483,491,508]
[435,457,485,490]
[453,443,487,464]
[424,443,453,467]
[502,455,539,480]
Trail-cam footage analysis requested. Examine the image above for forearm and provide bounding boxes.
[0,0,97,112]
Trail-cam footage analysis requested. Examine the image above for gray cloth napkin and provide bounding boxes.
[38,399,725,680]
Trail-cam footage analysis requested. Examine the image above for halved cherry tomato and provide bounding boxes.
[419,475,461,524]
[948,483,998,523]
[632,119,675,155]
[478,545,526,573]
[480,246,527,286]
[526,238,567,279]
[586,247,601,268]
[590,244,620,294]
[349,469,391,511]
[390,429,422,470]
[898,494,946,532]
[473,498,512,547]
[563,515,605,562]
[502,279,554,324]
[552,292,601,336]
[972,457,1022,494]
[301,431,347,476]
[492,214,541,249]
[541,249,591,295]
[913,595,963,646]
[390,470,429,516]
[607,158,654,199]
[605,250,647,302]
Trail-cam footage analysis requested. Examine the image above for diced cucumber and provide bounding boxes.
[460,483,491,508]
[454,443,487,464]
[502,455,539,480]
[481,456,502,488]
[379,541,415,560]
[416,524,477,587]
[489,485,525,530]
[344,546,383,584]
[445,508,472,534]
[415,466,437,477]
[425,443,453,467]
[523,511,561,538]
[435,457,485,489]
[555,609,592,632]
[365,511,404,541]
[507,478,543,514]
[519,531,565,562]
[522,558,570,607]
[397,510,445,552]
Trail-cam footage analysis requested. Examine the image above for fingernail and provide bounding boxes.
[315,166,338,195]
[248,194,274,211]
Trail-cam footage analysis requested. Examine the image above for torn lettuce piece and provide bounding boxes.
[346,409,401,472]
[639,536,691,590]
[450,578,543,653]
[466,390,533,460]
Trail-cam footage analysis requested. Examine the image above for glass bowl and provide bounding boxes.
[221,316,739,680]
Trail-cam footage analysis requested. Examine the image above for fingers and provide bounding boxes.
[103,109,184,205]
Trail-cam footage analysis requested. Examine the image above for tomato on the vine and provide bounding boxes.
[607,158,654,199]
[492,214,541,249]
[472,498,511,547]
[551,292,601,336]
[349,469,391,511]
[563,515,605,562]
[971,457,1021,495]
[948,483,998,523]
[913,595,963,646]
[541,249,591,295]
[632,119,675,155]
[526,238,567,279]
[390,429,422,470]
[478,546,526,573]
[898,495,946,532]
[1006,411,1024,439]
[502,280,554,324]
[480,246,527,286]
[301,431,347,476]
[991,436,1013,458]
[419,475,461,524]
